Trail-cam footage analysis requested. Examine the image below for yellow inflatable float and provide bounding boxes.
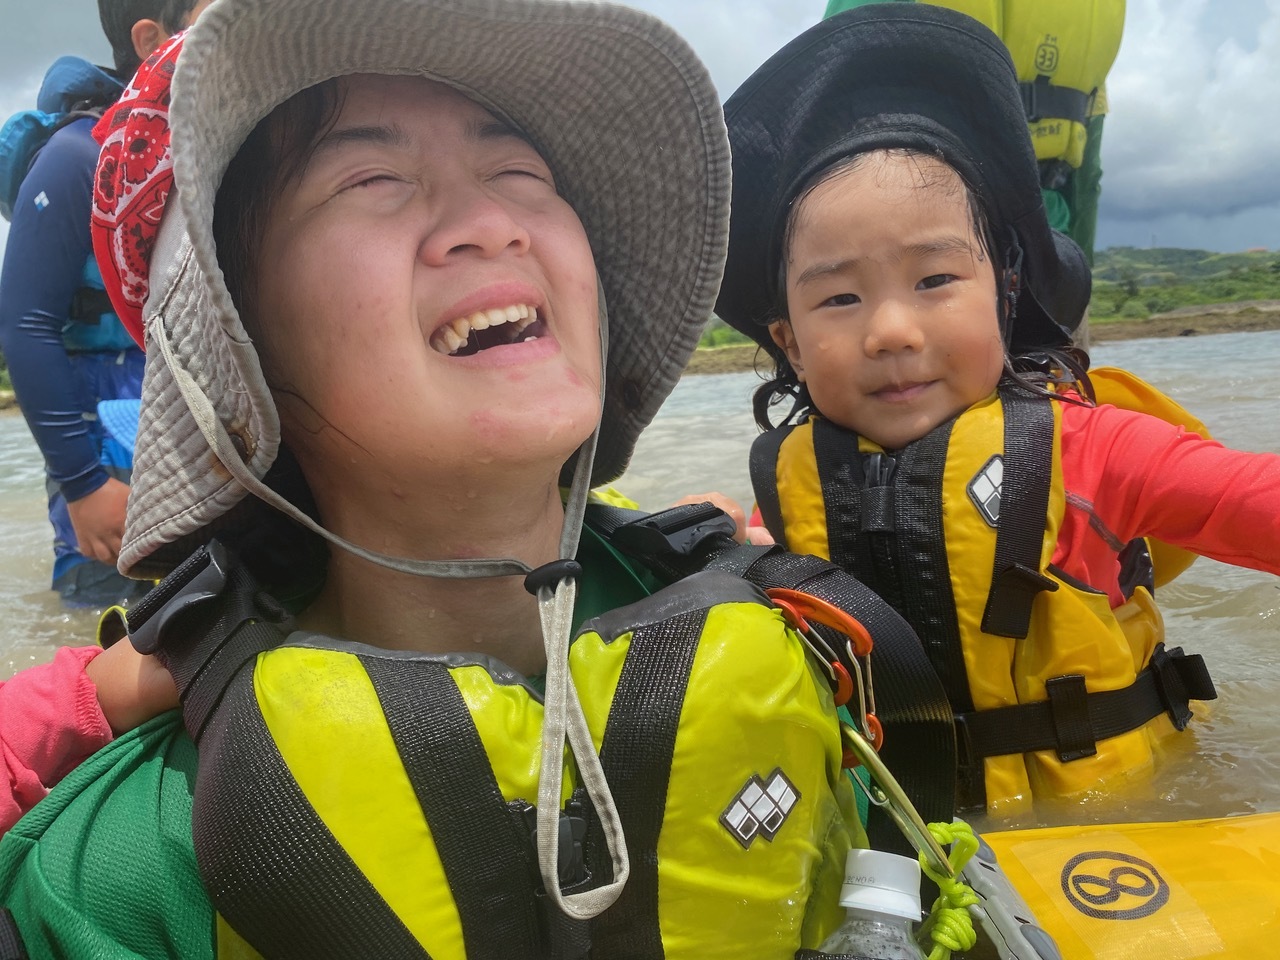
[967,811,1280,959]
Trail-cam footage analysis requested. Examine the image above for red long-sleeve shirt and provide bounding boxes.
[1054,400,1280,606]
[0,646,112,833]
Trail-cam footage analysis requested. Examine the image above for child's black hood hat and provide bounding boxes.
[716,2,1091,353]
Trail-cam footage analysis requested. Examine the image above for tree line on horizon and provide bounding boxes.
[4,248,1279,387]
[697,246,1280,348]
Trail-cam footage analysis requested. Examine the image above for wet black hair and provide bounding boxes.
[753,147,1093,435]
[98,0,201,78]
[208,80,350,601]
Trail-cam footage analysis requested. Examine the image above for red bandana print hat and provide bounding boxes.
[91,32,186,347]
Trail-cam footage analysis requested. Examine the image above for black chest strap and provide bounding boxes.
[955,643,1217,767]
[981,390,1059,640]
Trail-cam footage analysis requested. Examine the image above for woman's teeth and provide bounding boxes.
[430,303,540,356]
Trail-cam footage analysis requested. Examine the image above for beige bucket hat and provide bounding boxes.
[120,0,731,581]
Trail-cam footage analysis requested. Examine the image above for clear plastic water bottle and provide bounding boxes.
[817,848,926,959]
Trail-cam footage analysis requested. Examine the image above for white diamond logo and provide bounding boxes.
[967,454,1003,528]
[720,768,801,849]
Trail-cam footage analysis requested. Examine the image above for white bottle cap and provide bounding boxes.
[838,848,923,920]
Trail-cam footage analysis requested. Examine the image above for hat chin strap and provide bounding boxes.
[152,285,629,919]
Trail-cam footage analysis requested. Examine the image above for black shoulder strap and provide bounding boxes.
[748,425,794,549]
[588,504,957,857]
[980,389,1060,639]
[130,542,558,959]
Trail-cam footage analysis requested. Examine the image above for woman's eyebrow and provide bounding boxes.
[312,123,414,159]
[469,117,537,149]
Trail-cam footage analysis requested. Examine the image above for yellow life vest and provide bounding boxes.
[133,545,862,959]
[924,0,1125,168]
[754,374,1215,819]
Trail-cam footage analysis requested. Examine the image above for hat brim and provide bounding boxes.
[121,0,729,578]
[715,3,1088,352]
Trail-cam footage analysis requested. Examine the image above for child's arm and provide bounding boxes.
[0,642,178,833]
[1063,402,1280,574]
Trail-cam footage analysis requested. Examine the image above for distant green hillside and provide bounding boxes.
[696,246,1280,345]
[1090,246,1280,321]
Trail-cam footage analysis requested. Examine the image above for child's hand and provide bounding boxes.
[672,492,747,543]
[85,640,179,735]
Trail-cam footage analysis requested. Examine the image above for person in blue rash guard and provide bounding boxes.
[0,0,208,606]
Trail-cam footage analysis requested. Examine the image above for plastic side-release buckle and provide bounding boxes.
[127,540,232,655]
[609,501,739,559]
[525,799,592,959]
[1150,643,1215,730]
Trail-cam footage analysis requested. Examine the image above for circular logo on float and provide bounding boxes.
[1060,851,1170,920]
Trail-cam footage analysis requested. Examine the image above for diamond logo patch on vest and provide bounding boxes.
[720,768,800,849]
[968,454,1004,528]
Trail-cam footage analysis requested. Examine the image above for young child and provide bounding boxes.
[716,4,1280,817]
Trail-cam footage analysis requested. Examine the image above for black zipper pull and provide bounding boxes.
[860,452,896,533]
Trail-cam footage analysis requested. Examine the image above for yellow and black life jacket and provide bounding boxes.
[123,524,935,959]
[750,373,1216,818]
[926,0,1125,169]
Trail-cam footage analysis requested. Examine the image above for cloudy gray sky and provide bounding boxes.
[2,0,1277,266]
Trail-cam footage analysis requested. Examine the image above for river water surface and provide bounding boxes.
[1,330,1277,829]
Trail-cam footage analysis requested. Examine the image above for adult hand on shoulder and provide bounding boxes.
[85,639,179,735]
[66,477,131,565]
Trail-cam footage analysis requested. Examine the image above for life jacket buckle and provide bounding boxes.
[127,539,233,655]
[766,587,882,752]
[1149,643,1214,731]
[608,501,740,560]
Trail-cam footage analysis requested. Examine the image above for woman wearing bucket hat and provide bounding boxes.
[0,0,879,956]
[720,4,1280,819]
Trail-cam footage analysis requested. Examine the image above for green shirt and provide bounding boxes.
[0,525,660,959]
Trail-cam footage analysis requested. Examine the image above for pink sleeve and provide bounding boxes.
[1061,402,1280,575]
[0,645,114,833]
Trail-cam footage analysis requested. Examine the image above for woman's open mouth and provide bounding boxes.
[429,303,546,356]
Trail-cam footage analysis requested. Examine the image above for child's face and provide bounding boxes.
[771,152,1005,450]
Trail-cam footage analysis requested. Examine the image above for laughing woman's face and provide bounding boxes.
[251,74,603,492]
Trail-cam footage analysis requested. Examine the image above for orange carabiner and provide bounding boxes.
[764,588,874,657]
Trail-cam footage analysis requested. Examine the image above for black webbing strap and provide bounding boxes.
[362,657,547,960]
[586,608,705,959]
[748,425,794,549]
[810,420,878,600]
[811,419,975,721]
[587,504,957,856]
[1020,75,1092,125]
[981,392,1059,639]
[195,681,429,960]
[954,644,1217,765]
[126,540,293,743]
[68,286,116,323]
[0,910,28,960]
[713,549,957,858]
